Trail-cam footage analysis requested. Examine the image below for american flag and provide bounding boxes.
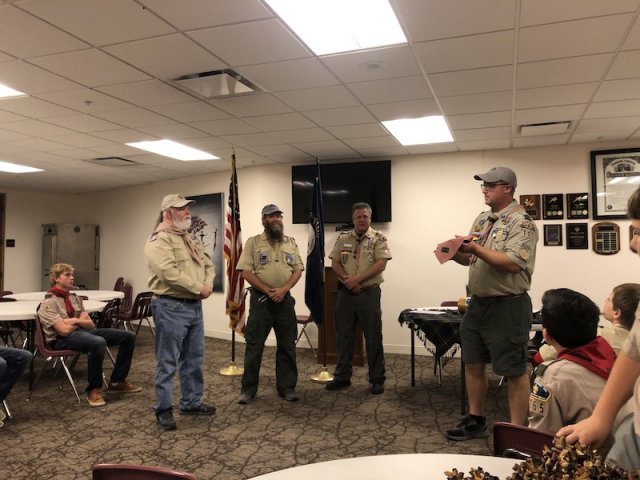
[223,153,246,333]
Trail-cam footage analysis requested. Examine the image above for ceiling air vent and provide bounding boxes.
[85,157,139,167]
[519,121,571,137]
[172,69,262,99]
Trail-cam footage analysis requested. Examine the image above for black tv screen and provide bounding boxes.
[291,160,392,224]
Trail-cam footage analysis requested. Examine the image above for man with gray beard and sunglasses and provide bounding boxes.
[236,204,304,405]
[144,194,215,430]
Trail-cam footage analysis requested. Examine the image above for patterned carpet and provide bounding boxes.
[2,330,509,480]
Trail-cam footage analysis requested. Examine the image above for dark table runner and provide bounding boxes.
[398,308,462,362]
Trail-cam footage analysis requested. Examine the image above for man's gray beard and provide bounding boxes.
[174,217,192,231]
[266,222,283,240]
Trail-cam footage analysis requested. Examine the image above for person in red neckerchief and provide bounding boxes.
[528,288,621,449]
[38,263,141,407]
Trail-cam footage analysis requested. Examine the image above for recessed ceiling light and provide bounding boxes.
[0,84,26,99]
[126,140,219,161]
[265,0,407,55]
[382,116,454,145]
[0,161,43,173]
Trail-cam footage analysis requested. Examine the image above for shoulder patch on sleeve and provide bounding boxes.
[531,378,550,401]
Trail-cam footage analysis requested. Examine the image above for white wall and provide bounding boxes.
[4,139,640,354]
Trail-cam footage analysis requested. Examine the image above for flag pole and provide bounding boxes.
[220,148,244,376]
[310,288,333,383]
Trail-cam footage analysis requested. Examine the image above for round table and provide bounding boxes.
[6,290,124,302]
[0,299,106,320]
[249,453,519,480]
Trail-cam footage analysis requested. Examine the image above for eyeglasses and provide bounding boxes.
[480,182,508,191]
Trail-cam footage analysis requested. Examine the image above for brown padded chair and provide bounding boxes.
[113,277,125,292]
[114,282,133,328]
[493,421,556,460]
[92,464,196,480]
[29,313,82,403]
[119,291,154,336]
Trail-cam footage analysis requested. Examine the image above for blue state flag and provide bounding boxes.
[305,160,325,324]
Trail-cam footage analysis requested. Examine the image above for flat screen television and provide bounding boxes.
[291,160,392,224]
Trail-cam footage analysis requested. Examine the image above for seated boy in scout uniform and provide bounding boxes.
[529,288,617,438]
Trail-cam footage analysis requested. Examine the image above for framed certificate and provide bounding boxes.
[591,148,640,219]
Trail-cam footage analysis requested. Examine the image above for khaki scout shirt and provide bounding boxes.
[329,227,392,288]
[623,305,640,434]
[144,230,215,298]
[38,293,84,343]
[538,322,630,361]
[468,200,538,297]
[236,232,304,288]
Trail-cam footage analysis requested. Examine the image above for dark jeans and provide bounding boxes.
[54,328,136,391]
[0,347,32,401]
[241,291,298,396]
[334,286,386,385]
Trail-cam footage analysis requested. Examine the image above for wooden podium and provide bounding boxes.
[317,266,365,366]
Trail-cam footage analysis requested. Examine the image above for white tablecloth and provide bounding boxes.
[0,300,106,321]
[6,290,124,302]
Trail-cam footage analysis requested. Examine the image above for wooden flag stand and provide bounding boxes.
[220,330,244,376]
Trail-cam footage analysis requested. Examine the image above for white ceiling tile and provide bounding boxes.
[97,80,195,107]
[321,46,421,83]
[353,145,410,157]
[43,148,96,160]
[585,100,640,119]
[38,89,134,113]
[623,15,640,50]
[520,0,639,27]
[237,58,339,92]
[149,102,230,122]
[244,112,316,132]
[515,104,587,125]
[0,129,29,141]
[138,0,272,30]
[137,123,210,139]
[574,116,640,134]
[348,76,432,105]
[325,123,388,139]
[5,137,69,151]
[516,83,598,109]
[187,19,309,66]
[454,126,512,142]
[405,143,458,154]
[47,133,114,148]
[570,131,633,143]
[0,110,28,123]
[87,143,149,157]
[92,108,172,128]
[0,51,15,63]
[430,66,513,96]
[440,92,512,115]
[270,128,334,143]
[104,34,226,80]
[0,60,81,94]
[208,93,293,117]
[30,49,150,87]
[18,0,175,46]
[512,134,571,147]
[275,85,360,111]
[414,31,514,74]
[1,119,77,137]
[594,79,640,102]
[394,0,515,42]
[342,136,398,149]
[293,140,358,159]
[219,132,283,147]
[91,129,158,144]
[447,111,512,130]
[607,50,640,79]
[367,99,441,121]
[517,54,613,89]
[188,119,260,136]
[457,139,511,151]
[0,97,78,118]
[0,5,88,57]
[303,106,377,127]
[44,114,124,132]
[248,144,313,162]
[519,15,632,62]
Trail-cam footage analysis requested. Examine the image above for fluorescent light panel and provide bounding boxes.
[0,161,42,173]
[126,140,219,161]
[382,116,453,146]
[0,84,26,98]
[265,0,407,55]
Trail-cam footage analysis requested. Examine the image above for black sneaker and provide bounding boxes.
[237,392,256,405]
[370,383,384,395]
[156,408,177,430]
[325,380,351,391]
[179,403,216,416]
[278,390,299,402]
[444,415,489,441]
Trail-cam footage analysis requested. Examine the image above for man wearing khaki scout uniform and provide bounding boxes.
[326,202,392,395]
[236,204,304,405]
[144,194,215,431]
[446,167,538,441]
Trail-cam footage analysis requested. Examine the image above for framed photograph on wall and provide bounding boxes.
[543,224,562,246]
[591,148,640,219]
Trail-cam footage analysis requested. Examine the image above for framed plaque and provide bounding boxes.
[566,223,589,250]
[591,148,640,219]
[566,192,589,219]
[542,193,564,220]
[543,224,563,246]
[519,194,541,220]
[592,222,620,255]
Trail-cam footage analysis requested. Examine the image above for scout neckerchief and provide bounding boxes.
[48,287,75,317]
[469,214,499,265]
[556,336,616,380]
[156,220,203,266]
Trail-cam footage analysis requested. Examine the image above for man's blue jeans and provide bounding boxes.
[151,297,205,413]
[0,347,32,401]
